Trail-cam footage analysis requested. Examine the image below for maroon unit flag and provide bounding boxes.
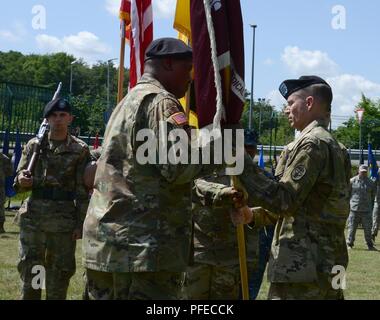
[190,0,245,128]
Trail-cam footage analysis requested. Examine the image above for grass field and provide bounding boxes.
[1,210,379,300]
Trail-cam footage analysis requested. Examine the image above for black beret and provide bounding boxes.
[145,37,192,61]
[244,129,258,148]
[279,75,331,100]
[43,98,72,118]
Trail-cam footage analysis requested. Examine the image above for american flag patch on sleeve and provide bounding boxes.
[170,112,188,125]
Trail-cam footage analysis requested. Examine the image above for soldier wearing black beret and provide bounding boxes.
[279,75,331,101]
[82,37,235,300]
[232,75,352,300]
[144,37,193,61]
[14,96,90,300]
[43,98,72,118]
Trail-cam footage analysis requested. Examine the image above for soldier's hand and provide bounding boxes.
[83,161,97,190]
[220,187,242,200]
[72,228,83,240]
[230,205,253,226]
[231,191,245,208]
[18,170,33,188]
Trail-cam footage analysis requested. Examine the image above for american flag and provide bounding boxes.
[120,0,153,89]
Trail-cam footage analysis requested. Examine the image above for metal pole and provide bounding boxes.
[249,24,257,130]
[70,64,73,94]
[118,20,126,103]
[359,122,363,164]
[359,121,364,164]
[258,99,262,136]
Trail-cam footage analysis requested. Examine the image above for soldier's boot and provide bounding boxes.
[367,243,377,251]
[20,287,42,300]
[0,222,5,233]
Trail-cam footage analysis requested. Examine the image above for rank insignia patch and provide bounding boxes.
[291,164,307,181]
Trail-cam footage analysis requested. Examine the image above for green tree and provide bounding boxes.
[333,95,380,149]
[241,98,293,146]
[0,51,130,136]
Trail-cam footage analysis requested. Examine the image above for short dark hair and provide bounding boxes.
[302,84,333,112]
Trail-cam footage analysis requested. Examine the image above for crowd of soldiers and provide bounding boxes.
[1,37,379,300]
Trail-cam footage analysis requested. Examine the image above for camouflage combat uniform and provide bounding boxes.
[346,175,376,248]
[14,134,90,300]
[185,171,259,300]
[371,179,380,240]
[0,152,12,228]
[83,73,222,300]
[240,120,351,300]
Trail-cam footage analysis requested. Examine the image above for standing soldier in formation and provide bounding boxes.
[346,165,377,250]
[82,38,232,300]
[0,152,13,233]
[232,76,352,300]
[371,169,380,242]
[14,98,90,299]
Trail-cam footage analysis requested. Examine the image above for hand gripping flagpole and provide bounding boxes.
[202,0,250,300]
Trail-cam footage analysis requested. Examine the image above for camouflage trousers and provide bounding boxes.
[86,269,186,300]
[18,228,76,300]
[372,203,379,238]
[184,263,241,300]
[268,280,344,300]
[346,210,373,247]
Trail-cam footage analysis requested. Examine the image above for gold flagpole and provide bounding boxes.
[232,176,249,300]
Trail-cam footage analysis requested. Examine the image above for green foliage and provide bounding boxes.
[333,95,380,149]
[0,51,130,136]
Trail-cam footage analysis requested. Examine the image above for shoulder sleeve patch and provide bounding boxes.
[169,112,188,126]
[291,164,307,181]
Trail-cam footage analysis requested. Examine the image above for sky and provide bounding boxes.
[1,0,380,128]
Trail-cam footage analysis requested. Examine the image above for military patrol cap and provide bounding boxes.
[43,98,72,118]
[244,129,258,148]
[359,164,368,172]
[144,37,192,61]
[279,75,331,100]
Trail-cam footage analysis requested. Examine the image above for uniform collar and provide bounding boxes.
[137,73,167,92]
[288,119,327,151]
[299,119,328,141]
[46,133,72,153]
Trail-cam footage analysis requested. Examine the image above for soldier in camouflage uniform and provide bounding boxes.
[82,38,233,300]
[184,130,260,300]
[371,169,380,242]
[185,170,259,300]
[371,169,380,241]
[232,76,352,300]
[346,165,376,250]
[0,152,13,233]
[14,98,90,300]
